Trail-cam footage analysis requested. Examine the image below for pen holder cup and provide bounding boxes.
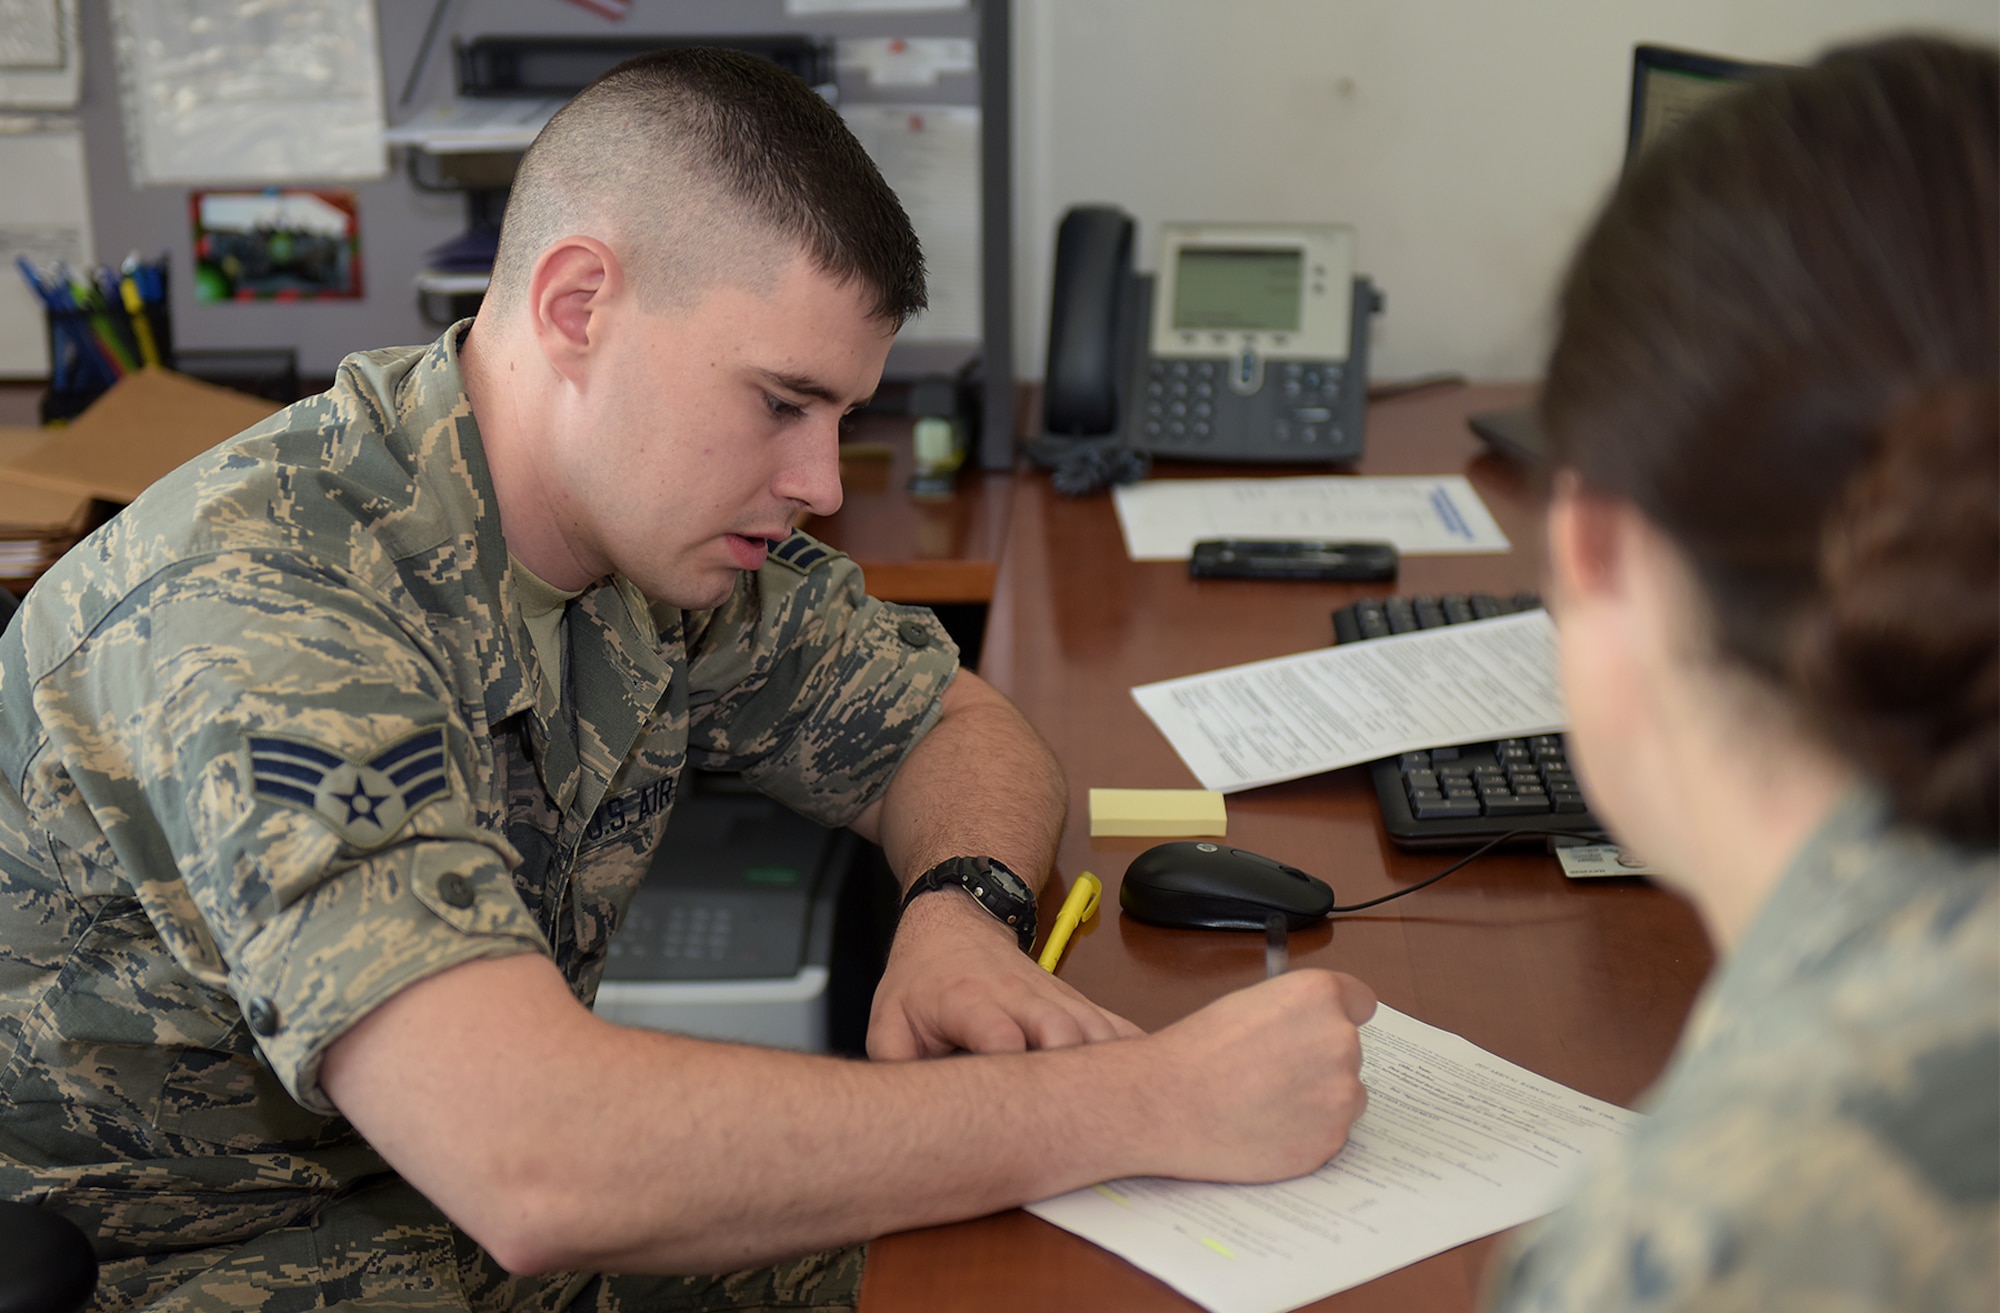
[39,308,113,423]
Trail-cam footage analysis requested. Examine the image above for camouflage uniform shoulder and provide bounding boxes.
[1487,797,1999,1312]
[13,328,496,682]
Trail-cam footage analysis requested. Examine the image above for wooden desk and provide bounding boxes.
[860,384,1715,1312]
[808,413,1013,606]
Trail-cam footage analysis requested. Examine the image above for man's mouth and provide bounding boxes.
[724,533,781,569]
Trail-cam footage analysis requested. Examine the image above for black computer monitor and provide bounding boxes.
[1626,43,1776,162]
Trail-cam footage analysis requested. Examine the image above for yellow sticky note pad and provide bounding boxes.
[1088,788,1228,838]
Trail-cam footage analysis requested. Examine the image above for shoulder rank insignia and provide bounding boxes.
[248,726,450,849]
[766,531,837,574]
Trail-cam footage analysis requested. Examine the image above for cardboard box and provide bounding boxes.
[0,369,282,586]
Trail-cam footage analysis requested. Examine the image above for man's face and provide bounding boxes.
[560,256,895,609]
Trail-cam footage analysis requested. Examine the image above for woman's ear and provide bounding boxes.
[527,236,624,387]
[1546,470,1628,606]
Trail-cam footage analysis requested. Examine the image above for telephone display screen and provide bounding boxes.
[1171,247,1303,332]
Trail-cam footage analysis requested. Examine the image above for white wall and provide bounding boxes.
[1011,0,1999,386]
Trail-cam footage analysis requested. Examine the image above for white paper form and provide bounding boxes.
[840,104,980,343]
[0,124,92,378]
[1131,610,1563,793]
[0,0,81,109]
[788,0,967,12]
[837,37,976,87]
[1113,475,1510,561]
[1028,1005,1641,1313]
[110,0,386,186]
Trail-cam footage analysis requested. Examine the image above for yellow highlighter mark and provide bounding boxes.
[1200,1237,1236,1259]
[1091,1183,1131,1206]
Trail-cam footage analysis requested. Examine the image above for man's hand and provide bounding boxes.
[1136,968,1378,1183]
[868,888,1143,1059]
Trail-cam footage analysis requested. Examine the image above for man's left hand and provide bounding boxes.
[867,888,1143,1059]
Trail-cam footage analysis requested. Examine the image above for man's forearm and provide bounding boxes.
[854,669,1067,893]
[323,952,1373,1276]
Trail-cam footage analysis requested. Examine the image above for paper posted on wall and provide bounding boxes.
[1131,610,1564,793]
[1028,1004,1642,1313]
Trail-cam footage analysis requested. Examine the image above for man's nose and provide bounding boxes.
[778,416,844,518]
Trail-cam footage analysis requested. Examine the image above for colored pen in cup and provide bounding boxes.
[1037,871,1102,973]
[1265,913,1288,978]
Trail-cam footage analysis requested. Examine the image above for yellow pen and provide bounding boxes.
[120,275,161,367]
[1037,871,1101,972]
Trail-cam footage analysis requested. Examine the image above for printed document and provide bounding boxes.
[1028,1004,1641,1313]
[1132,610,1563,792]
[1112,475,1509,561]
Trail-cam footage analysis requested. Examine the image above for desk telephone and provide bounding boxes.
[1042,206,1382,464]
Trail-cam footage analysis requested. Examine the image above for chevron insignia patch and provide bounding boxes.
[766,531,832,573]
[248,726,450,849]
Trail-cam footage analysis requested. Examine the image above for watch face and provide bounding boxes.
[959,857,1036,950]
[974,858,1033,904]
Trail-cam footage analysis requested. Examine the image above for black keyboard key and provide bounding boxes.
[1405,769,1439,793]
[1414,797,1482,820]
[1484,794,1552,816]
[1386,596,1419,633]
[1414,598,1447,629]
[1399,751,1431,771]
[1357,602,1391,639]
[1470,593,1503,619]
[1442,594,1475,625]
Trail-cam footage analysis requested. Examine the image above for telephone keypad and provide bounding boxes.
[1143,356,1340,451]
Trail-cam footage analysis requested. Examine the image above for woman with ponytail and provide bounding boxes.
[1487,35,1998,1312]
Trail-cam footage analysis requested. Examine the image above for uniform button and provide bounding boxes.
[246,996,281,1037]
[438,873,475,908]
[897,620,933,649]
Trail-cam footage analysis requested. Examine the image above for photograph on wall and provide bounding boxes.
[190,189,362,302]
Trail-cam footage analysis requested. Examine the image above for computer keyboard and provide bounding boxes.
[1331,592,1609,848]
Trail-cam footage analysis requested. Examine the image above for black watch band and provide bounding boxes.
[899,855,1038,953]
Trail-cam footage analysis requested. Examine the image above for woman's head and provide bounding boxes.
[1541,36,1998,850]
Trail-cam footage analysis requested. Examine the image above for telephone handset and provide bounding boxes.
[1042,205,1380,464]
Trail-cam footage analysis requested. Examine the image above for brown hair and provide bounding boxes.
[486,47,926,325]
[1541,36,1999,848]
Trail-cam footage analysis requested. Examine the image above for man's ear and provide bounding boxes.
[527,236,624,386]
[1546,470,1630,604]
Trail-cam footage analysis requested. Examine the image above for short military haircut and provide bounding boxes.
[485,46,927,325]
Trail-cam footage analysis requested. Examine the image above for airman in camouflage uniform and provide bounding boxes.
[0,44,1389,1309]
[1487,794,2000,1311]
[0,323,943,1308]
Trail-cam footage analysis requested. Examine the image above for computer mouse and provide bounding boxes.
[1119,841,1335,932]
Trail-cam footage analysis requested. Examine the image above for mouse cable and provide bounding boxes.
[1325,829,1609,914]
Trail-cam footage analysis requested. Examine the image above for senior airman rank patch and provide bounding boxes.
[248,726,449,848]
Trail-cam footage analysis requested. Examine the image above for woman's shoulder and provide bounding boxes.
[1487,819,1997,1312]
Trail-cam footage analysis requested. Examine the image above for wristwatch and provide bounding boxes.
[900,855,1038,952]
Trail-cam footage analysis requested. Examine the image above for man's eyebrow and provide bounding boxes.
[754,369,872,410]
